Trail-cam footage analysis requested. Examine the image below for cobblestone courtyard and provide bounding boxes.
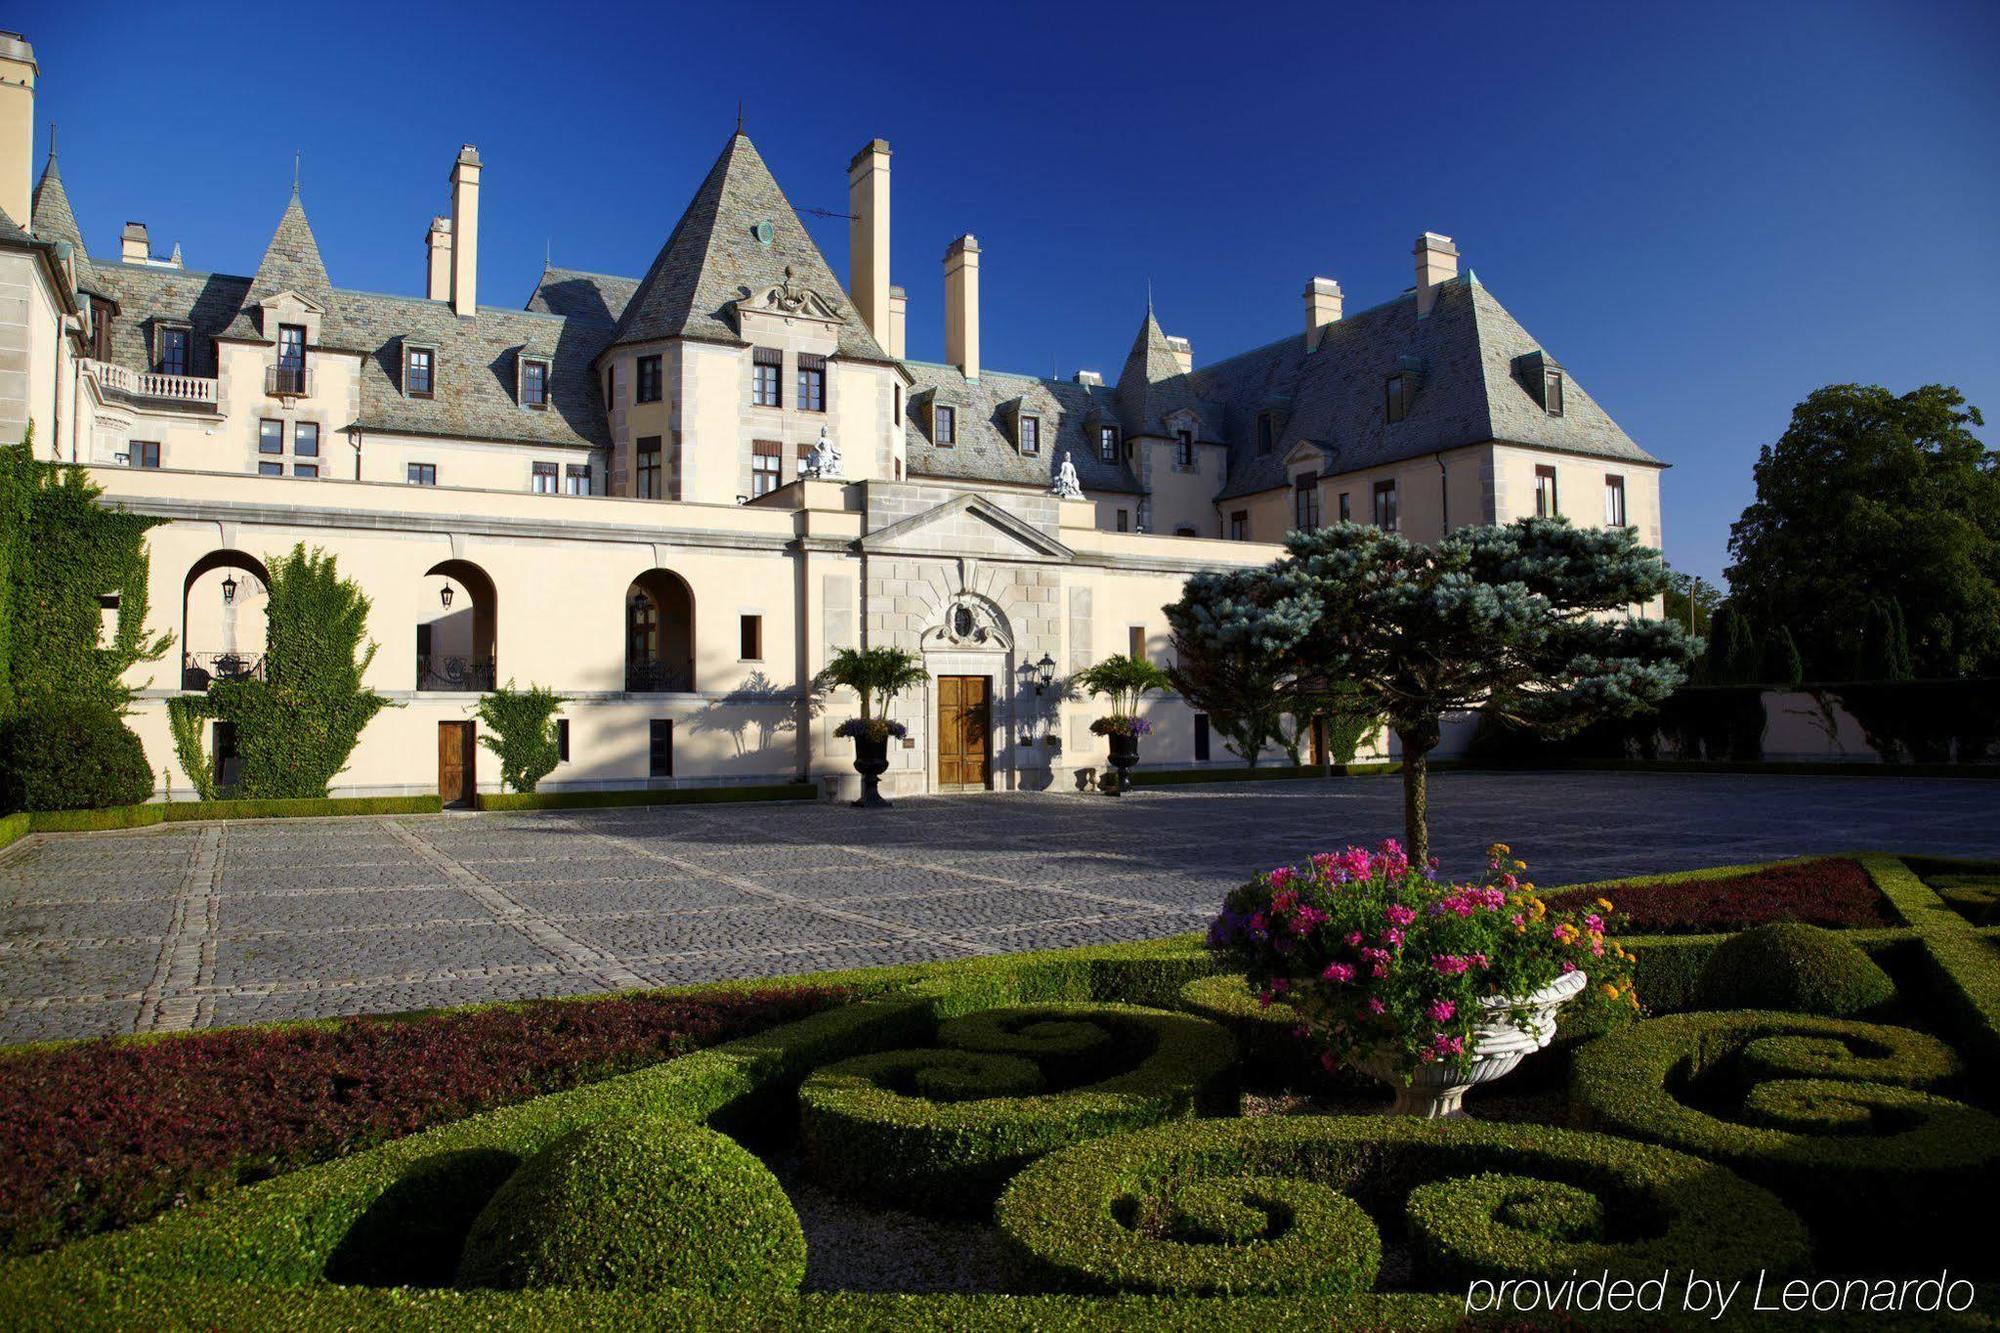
[3,772,1997,1045]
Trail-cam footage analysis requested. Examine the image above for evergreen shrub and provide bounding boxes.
[1694,923,1896,1016]
[0,704,151,812]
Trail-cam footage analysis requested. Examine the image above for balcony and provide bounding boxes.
[183,651,265,691]
[265,364,313,399]
[626,659,693,693]
[85,358,218,409]
[418,655,496,692]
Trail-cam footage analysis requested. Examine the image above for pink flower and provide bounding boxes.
[1345,930,1364,947]
[1561,960,1578,974]
[1366,997,1386,1015]
[1432,954,1474,976]
[1383,928,1404,947]
[1433,1033,1465,1056]
[1427,999,1456,1022]
[1269,867,1296,891]
[1385,905,1417,927]
[1321,962,1356,984]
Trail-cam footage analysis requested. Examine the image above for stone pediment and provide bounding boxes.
[1283,438,1327,468]
[732,266,846,326]
[859,493,1073,563]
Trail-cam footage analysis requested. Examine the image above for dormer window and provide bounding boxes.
[1256,412,1275,455]
[1544,371,1565,417]
[404,345,435,398]
[1384,374,1410,424]
[520,356,550,409]
[1020,414,1041,456]
[1512,351,1565,416]
[935,404,956,446]
[157,326,190,377]
[1097,424,1118,463]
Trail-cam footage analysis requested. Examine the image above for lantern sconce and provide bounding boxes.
[440,583,456,611]
[1035,653,1056,695]
[220,573,239,605]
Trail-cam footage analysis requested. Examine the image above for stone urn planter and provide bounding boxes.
[1104,731,1139,796]
[1355,969,1587,1118]
[850,734,892,809]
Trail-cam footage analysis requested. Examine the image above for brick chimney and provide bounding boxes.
[1414,232,1458,318]
[449,146,481,317]
[120,221,149,263]
[425,215,453,301]
[847,139,891,346]
[1304,277,1343,351]
[944,234,980,380]
[0,32,32,231]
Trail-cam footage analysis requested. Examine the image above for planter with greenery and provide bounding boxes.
[1074,654,1171,795]
[1208,842,1636,1117]
[817,647,926,808]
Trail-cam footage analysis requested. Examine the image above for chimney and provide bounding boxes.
[886,284,907,359]
[847,139,891,345]
[449,145,481,317]
[425,216,453,301]
[944,234,980,380]
[1414,232,1458,318]
[1165,335,1192,375]
[0,33,32,233]
[1304,277,1343,351]
[120,221,149,263]
[1074,370,1103,387]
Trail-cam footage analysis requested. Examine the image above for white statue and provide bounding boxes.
[802,426,844,480]
[1051,449,1083,499]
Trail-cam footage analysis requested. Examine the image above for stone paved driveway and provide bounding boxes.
[3,772,1996,1045]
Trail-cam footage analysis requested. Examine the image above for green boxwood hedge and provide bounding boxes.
[1694,922,1897,1016]
[1569,1009,1998,1262]
[0,810,26,851]
[996,1115,1807,1297]
[475,784,816,812]
[457,1117,804,1295]
[17,794,443,833]
[799,1003,1237,1212]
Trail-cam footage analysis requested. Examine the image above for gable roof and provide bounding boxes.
[902,362,1144,495]
[219,192,335,341]
[859,491,1073,561]
[526,266,638,326]
[603,132,894,365]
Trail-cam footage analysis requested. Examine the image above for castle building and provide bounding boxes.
[0,32,1664,801]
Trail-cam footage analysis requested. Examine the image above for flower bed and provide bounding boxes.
[0,984,847,1255]
[1549,856,1893,933]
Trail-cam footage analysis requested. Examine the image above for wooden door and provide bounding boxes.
[438,721,475,806]
[937,676,991,789]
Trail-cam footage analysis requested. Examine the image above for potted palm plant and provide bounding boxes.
[819,646,928,808]
[1073,653,1171,796]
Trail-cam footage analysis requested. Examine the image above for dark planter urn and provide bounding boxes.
[1105,731,1140,796]
[851,733,892,809]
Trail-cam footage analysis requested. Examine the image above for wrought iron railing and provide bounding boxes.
[417,656,497,692]
[265,364,312,398]
[625,659,693,693]
[183,651,266,690]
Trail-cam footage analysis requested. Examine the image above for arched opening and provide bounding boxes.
[419,560,498,692]
[182,550,272,690]
[626,569,694,693]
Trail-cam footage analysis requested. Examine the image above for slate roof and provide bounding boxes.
[903,362,1143,494]
[218,192,332,342]
[525,266,637,326]
[29,148,101,296]
[602,133,894,365]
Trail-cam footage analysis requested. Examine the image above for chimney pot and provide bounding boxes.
[847,139,892,348]
[1074,369,1103,387]
[1414,232,1458,318]
[120,220,149,263]
[449,147,482,317]
[944,234,980,380]
[425,216,453,301]
[1304,277,1343,350]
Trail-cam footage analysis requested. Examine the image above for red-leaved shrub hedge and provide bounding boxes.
[1549,858,1892,934]
[0,985,846,1255]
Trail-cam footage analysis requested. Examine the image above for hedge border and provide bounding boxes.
[1866,853,2000,1083]
[474,783,817,811]
[16,795,443,834]
[0,810,25,852]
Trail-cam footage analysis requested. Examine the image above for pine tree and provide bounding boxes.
[1723,611,1761,685]
[1761,627,1803,688]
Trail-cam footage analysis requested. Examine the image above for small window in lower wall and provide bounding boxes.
[739,613,763,661]
[1194,714,1210,762]
[649,719,673,777]
[1128,625,1146,660]
[556,718,570,763]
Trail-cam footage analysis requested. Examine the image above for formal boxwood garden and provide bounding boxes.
[2,853,1999,1328]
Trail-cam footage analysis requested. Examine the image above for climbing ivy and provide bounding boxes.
[476,683,567,793]
[169,545,391,799]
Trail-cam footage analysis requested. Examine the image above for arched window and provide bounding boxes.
[626,569,695,693]
[419,560,498,691]
[181,551,272,689]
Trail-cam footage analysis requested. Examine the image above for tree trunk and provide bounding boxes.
[1397,720,1441,867]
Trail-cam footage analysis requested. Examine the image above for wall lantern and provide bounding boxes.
[220,573,238,605]
[440,583,456,611]
[1035,653,1056,694]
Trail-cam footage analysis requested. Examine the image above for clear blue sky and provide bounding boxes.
[24,0,1998,582]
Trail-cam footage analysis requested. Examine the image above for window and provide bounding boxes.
[258,419,284,455]
[521,357,549,409]
[796,441,814,477]
[636,437,661,499]
[649,719,674,777]
[159,327,189,377]
[258,461,283,476]
[1229,510,1248,541]
[1175,429,1194,467]
[1020,414,1040,456]
[407,462,437,486]
[740,614,763,661]
[277,324,306,369]
[1338,492,1351,523]
[893,384,902,425]
[406,346,434,397]
[532,461,558,494]
[602,365,615,410]
[1604,474,1627,527]
[1256,413,1274,455]
[752,347,782,407]
[1174,525,1197,538]
[934,404,956,445]
[556,718,570,762]
[751,439,782,497]
[1098,425,1118,463]
[565,463,592,496]
[1115,509,1129,533]
[129,441,160,469]
[1535,465,1559,518]
[1294,472,1320,531]
[1373,479,1398,531]
[636,354,662,404]
[1194,714,1210,762]
[1545,372,1565,417]
[293,422,319,458]
[1128,626,1146,660]
[797,353,826,413]
[292,463,318,478]
[1384,373,1409,424]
